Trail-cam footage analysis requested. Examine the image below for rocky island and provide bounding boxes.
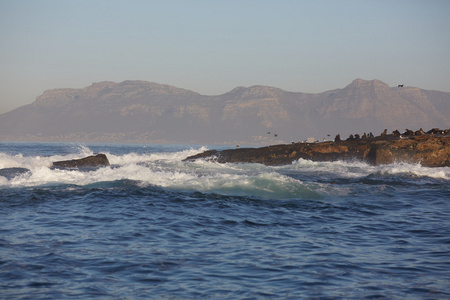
[184,129,450,167]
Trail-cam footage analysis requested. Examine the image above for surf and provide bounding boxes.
[0,143,448,200]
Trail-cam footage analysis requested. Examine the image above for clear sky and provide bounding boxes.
[1,0,449,114]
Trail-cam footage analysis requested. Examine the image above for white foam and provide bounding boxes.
[0,146,211,188]
[0,144,95,170]
[0,176,8,185]
[288,158,450,180]
[376,162,450,180]
[287,158,373,178]
[1,145,448,199]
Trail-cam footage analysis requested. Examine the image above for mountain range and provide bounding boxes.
[1,79,449,145]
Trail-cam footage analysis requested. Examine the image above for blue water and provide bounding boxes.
[1,142,449,299]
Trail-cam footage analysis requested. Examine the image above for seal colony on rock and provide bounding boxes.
[184,128,450,167]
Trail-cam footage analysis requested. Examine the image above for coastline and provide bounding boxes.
[184,129,450,167]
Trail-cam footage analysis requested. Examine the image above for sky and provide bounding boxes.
[1,0,449,114]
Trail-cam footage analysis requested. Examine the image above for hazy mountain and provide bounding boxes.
[1,79,449,145]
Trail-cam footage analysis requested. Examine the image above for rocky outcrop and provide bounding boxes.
[52,154,110,169]
[184,130,450,167]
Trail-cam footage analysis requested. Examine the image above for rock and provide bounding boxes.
[184,130,450,167]
[52,154,110,169]
[0,167,30,180]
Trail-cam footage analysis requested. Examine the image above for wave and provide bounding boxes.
[286,158,450,180]
[1,145,448,200]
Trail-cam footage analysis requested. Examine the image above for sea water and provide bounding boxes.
[0,142,449,299]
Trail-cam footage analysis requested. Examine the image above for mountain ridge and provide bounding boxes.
[1,79,449,145]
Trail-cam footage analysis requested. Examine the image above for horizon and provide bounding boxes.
[1,1,450,114]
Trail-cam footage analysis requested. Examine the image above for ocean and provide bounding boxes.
[1,142,449,299]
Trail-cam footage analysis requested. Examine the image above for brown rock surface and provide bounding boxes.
[184,134,450,167]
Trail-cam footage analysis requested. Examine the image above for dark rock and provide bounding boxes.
[0,167,30,180]
[52,154,110,169]
[184,129,450,167]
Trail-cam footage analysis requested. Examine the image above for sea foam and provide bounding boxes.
[1,145,448,199]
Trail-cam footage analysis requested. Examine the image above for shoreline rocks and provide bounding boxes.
[184,129,450,167]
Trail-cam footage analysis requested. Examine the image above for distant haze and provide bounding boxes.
[0,79,448,145]
[1,1,449,114]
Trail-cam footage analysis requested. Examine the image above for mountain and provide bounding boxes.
[0,79,449,145]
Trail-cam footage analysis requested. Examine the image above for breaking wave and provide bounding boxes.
[1,144,448,199]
